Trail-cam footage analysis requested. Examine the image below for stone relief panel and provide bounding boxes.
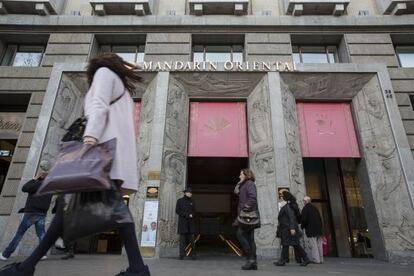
[353,76,414,253]
[282,73,373,100]
[39,74,84,166]
[174,72,263,98]
[247,76,278,249]
[129,76,157,239]
[280,79,306,205]
[158,76,189,248]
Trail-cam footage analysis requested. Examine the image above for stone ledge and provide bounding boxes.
[284,0,350,16]
[90,0,152,16]
[0,0,65,15]
[188,0,249,16]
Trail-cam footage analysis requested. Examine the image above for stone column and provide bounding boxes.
[157,74,189,257]
[246,74,279,257]
[128,72,170,256]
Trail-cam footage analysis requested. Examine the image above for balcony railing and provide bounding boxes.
[283,0,350,16]
[377,0,414,15]
[0,0,65,15]
[188,0,249,16]
[90,0,152,16]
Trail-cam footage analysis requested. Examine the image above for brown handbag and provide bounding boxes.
[36,138,116,195]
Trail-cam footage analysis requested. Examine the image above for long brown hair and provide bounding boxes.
[241,168,255,182]
[86,53,143,93]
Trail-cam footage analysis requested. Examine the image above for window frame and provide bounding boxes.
[292,45,339,64]
[192,44,244,62]
[100,44,146,63]
[395,46,414,68]
[1,44,45,67]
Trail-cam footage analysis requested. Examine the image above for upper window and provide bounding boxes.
[410,95,414,111]
[396,46,414,68]
[101,45,145,63]
[1,45,45,67]
[292,45,338,64]
[193,45,243,63]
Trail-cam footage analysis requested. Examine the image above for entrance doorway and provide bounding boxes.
[187,157,248,256]
[303,158,372,258]
[0,140,16,193]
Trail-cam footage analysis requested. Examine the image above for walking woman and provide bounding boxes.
[274,190,310,267]
[0,53,150,276]
[235,168,259,270]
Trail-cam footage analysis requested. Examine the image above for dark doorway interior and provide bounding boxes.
[0,139,16,193]
[303,158,372,258]
[187,156,248,256]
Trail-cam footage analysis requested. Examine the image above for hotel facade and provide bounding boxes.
[0,0,414,263]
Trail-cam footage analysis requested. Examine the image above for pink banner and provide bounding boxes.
[297,103,360,158]
[188,102,248,157]
[134,101,141,137]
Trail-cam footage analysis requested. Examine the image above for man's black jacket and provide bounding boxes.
[18,179,52,215]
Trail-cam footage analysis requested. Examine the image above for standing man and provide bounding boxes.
[301,196,323,264]
[175,187,196,260]
[0,162,52,261]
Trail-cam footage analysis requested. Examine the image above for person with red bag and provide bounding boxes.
[0,53,150,276]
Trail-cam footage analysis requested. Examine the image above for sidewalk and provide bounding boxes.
[2,255,413,276]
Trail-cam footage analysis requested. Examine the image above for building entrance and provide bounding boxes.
[303,158,372,258]
[187,156,248,256]
[0,139,16,193]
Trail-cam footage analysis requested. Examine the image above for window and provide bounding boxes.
[292,45,338,64]
[193,45,243,62]
[396,46,414,68]
[1,45,45,67]
[101,45,145,63]
[410,95,414,111]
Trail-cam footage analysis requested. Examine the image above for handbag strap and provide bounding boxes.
[110,90,126,105]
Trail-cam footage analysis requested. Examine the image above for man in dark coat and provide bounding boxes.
[175,187,196,260]
[301,196,323,263]
[275,191,310,266]
[0,168,52,261]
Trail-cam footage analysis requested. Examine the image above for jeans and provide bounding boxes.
[2,213,46,258]
[179,234,195,257]
[236,226,257,260]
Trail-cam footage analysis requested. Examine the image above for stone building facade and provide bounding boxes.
[0,0,414,264]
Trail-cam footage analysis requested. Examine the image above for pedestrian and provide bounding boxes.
[274,191,310,267]
[301,196,323,264]
[175,187,196,260]
[0,53,150,276]
[0,162,52,262]
[235,168,259,270]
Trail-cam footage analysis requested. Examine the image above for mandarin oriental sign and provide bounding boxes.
[138,61,297,72]
[0,112,25,139]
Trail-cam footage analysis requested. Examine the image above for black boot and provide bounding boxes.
[241,259,257,270]
[0,263,34,276]
[273,260,286,266]
[61,253,75,260]
[115,265,151,276]
[300,259,311,266]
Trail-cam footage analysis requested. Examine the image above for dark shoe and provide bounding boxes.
[0,263,34,276]
[300,260,310,267]
[273,261,286,266]
[242,260,257,270]
[191,255,197,260]
[178,256,184,260]
[115,265,150,276]
[61,253,75,260]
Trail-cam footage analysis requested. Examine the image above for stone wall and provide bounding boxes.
[145,33,191,63]
[245,33,292,64]
[0,67,51,216]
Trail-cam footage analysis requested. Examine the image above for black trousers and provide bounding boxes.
[236,226,257,260]
[280,244,309,263]
[179,233,195,257]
